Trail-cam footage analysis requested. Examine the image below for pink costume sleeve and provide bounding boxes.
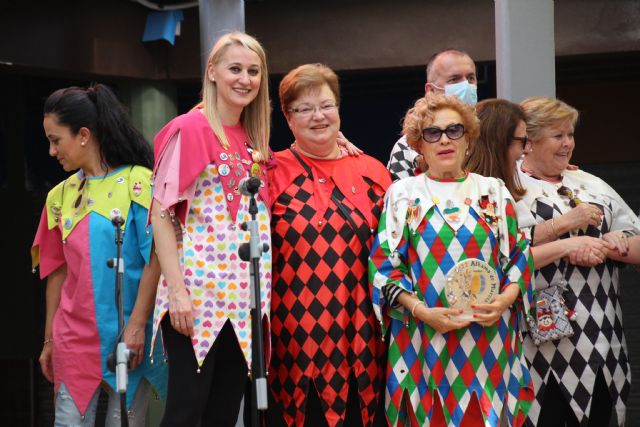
[32,207,65,279]
[151,131,196,224]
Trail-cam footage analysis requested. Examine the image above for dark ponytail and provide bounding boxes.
[43,84,153,170]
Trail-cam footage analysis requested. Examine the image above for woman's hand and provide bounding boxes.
[413,305,470,333]
[39,343,54,383]
[123,321,145,370]
[565,236,612,266]
[568,245,602,267]
[168,284,194,337]
[603,231,630,256]
[559,203,603,231]
[336,131,363,156]
[472,283,520,327]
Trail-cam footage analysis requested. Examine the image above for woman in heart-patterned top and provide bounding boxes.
[149,32,273,427]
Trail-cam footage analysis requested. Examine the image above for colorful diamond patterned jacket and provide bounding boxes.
[370,172,535,427]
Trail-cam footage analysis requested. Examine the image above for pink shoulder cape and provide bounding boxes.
[153,109,270,223]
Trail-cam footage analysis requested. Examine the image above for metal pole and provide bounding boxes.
[198,0,245,72]
[495,0,556,102]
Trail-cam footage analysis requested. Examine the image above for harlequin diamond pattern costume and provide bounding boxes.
[387,136,418,182]
[268,149,391,426]
[516,165,640,426]
[370,173,534,427]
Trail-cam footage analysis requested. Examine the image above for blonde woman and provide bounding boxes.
[150,32,272,426]
[516,97,640,427]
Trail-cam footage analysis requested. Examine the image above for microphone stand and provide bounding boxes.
[238,177,269,427]
[106,216,133,427]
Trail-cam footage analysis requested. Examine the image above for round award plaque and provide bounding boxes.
[444,258,499,321]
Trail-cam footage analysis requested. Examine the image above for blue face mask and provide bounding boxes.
[442,80,478,106]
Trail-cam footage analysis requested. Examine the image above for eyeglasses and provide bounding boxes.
[422,123,465,143]
[557,185,582,208]
[288,102,338,117]
[513,134,528,149]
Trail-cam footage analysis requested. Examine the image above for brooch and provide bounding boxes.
[478,195,501,225]
[406,198,421,224]
[443,200,461,223]
[132,182,142,197]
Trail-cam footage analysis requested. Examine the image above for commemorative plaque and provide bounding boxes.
[444,258,499,321]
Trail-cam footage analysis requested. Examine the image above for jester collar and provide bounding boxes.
[384,172,510,258]
[46,166,151,240]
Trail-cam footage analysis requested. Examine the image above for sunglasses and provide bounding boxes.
[513,134,528,149]
[73,177,87,209]
[557,185,582,208]
[422,123,465,143]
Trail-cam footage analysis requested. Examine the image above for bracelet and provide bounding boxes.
[411,300,425,317]
[549,218,559,238]
[43,338,53,346]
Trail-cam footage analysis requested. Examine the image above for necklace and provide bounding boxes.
[425,170,468,182]
[520,162,562,183]
[291,141,342,160]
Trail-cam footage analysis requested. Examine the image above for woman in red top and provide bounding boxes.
[267,63,391,427]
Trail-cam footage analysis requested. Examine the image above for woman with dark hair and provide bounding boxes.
[466,98,528,201]
[32,83,166,426]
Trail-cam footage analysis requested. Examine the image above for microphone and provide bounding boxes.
[110,208,125,227]
[238,176,261,196]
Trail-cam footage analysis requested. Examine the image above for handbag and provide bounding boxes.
[527,260,576,345]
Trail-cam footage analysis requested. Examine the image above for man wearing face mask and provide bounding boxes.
[387,49,478,181]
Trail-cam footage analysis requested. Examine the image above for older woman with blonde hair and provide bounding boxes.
[467,98,612,269]
[370,93,534,426]
[516,97,640,427]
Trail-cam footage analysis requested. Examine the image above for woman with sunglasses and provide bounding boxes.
[467,98,612,269]
[514,97,640,427]
[32,84,167,426]
[370,93,534,426]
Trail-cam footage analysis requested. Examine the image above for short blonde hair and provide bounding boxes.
[520,96,578,141]
[403,93,479,153]
[200,31,270,161]
[279,63,340,117]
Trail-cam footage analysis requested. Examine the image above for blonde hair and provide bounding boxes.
[200,31,270,161]
[520,96,578,141]
[403,93,479,153]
